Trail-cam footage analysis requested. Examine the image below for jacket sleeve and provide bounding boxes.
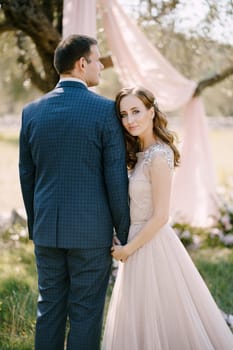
[102,104,130,244]
[19,110,35,239]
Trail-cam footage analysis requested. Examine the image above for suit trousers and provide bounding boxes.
[34,245,112,350]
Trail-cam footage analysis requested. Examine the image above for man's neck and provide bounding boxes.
[59,76,87,86]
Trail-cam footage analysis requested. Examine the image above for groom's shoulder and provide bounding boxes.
[23,89,54,114]
[87,90,115,109]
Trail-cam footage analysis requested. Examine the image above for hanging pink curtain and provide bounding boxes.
[171,98,217,225]
[99,0,196,112]
[62,0,217,225]
[63,0,96,38]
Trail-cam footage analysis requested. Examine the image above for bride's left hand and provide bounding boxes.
[111,244,130,262]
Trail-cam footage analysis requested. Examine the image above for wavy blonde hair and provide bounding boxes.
[115,87,180,169]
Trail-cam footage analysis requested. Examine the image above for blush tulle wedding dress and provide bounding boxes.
[102,143,233,350]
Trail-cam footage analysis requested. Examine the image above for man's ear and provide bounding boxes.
[75,58,86,71]
[80,57,86,70]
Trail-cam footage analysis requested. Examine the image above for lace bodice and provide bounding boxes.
[129,142,174,224]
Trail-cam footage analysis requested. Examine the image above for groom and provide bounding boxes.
[19,34,130,350]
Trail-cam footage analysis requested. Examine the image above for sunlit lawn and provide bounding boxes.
[0,239,232,349]
[0,241,37,350]
[190,247,233,313]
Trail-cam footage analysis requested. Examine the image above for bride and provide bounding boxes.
[102,86,233,350]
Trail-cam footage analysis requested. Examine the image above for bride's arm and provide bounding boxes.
[112,153,173,261]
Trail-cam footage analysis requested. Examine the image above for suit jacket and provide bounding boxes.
[19,81,130,248]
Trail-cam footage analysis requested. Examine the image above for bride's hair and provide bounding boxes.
[115,87,180,169]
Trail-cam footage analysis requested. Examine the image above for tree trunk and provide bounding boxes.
[0,0,61,91]
[193,66,233,97]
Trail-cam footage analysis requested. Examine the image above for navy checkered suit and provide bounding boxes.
[19,81,130,350]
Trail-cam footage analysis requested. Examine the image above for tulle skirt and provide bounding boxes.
[102,223,233,350]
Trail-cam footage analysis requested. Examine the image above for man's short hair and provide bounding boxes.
[54,34,98,74]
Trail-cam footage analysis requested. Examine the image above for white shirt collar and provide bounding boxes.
[59,77,87,87]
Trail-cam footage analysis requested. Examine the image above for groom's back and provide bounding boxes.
[21,81,123,248]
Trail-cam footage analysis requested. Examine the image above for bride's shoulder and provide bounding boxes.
[143,142,174,170]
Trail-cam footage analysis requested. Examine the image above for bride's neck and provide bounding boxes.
[139,137,159,152]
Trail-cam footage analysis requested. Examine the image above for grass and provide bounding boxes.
[0,236,232,349]
[0,241,37,350]
[190,247,233,314]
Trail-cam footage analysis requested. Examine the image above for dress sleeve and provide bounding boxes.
[143,143,174,180]
[145,144,174,224]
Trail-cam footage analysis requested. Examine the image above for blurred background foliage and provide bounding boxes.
[0,0,232,116]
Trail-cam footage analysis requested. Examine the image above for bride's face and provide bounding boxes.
[119,95,154,138]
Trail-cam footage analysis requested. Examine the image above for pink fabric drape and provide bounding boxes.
[99,0,197,112]
[63,0,96,38]
[62,0,217,225]
[171,98,217,225]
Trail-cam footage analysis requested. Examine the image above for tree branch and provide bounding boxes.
[100,55,113,69]
[56,0,63,34]
[26,62,47,92]
[42,0,54,23]
[1,0,61,53]
[26,61,58,92]
[140,0,179,23]
[194,65,233,96]
[0,19,16,33]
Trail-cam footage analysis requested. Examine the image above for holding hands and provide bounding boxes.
[111,240,131,263]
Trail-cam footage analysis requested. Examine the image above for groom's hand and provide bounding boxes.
[112,235,121,246]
